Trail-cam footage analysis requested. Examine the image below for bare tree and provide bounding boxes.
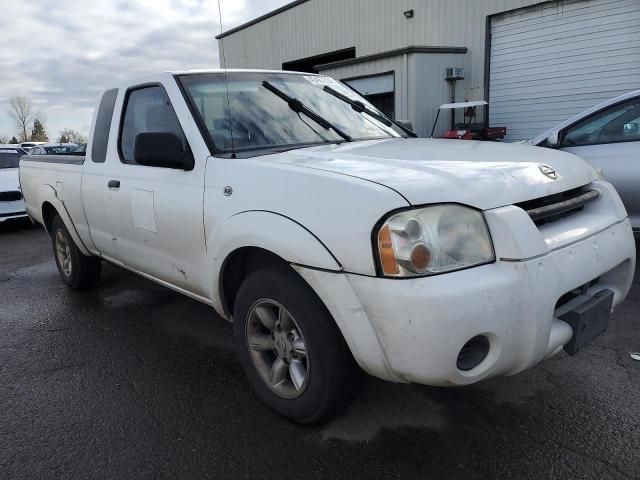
[8,96,34,142]
[58,128,86,144]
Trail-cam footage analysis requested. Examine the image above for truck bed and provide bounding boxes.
[19,154,88,239]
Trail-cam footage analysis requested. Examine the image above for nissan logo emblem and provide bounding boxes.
[539,164,558,180]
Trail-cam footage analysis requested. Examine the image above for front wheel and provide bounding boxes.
[233,266,362,424]
[51,215,101,290]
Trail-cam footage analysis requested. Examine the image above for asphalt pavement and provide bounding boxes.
[1,219,639,479]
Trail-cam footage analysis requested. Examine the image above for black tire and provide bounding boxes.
[233,265,362,424]
[51,215,101,290]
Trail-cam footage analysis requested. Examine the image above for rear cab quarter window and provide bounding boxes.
[91,89,118,163]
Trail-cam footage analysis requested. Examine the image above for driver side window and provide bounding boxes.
[119,85,188,164]
[562,98,640,147]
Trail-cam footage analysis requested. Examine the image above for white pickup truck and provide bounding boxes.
[20,70,636,423]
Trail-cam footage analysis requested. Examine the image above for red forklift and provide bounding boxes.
[430,100,507,141]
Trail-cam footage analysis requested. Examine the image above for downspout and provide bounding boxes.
[402,53,409,121]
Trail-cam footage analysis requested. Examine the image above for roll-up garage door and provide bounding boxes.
[344,73,394,96]
[344,72,395,119]
[489,0,640,141]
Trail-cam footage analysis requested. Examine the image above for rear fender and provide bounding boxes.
[39,184,92,256]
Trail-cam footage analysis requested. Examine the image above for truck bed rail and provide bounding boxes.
[20,154,85,165]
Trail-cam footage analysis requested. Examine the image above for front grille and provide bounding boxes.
[516,187,599,226]
[0,190,22,202]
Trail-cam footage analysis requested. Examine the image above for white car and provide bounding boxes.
[0,149,27,223]
[19,70,636,423]
[531,90,640,233]
[19,141,45,151]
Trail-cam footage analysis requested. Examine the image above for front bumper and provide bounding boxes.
[0,199,27,223]
[295,218,635,386]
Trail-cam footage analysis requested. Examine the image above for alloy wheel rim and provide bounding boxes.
[245,299,309,399]
[55,230,72,277]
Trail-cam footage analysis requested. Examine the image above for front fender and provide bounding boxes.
[206,210,342,316]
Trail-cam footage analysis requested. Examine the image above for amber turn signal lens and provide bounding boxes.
[378,225,399,275]
[410,243,431,272]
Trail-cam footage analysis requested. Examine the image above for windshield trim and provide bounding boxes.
[214,136,403,159]
[175,72,406,158]
[174,74,219,156]
[216,139,349,158]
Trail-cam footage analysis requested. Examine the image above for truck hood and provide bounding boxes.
[0,168,20,192]
[270,138,598,210]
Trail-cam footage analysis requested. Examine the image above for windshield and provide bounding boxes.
[0,152,20,168]
[178,72,405,154]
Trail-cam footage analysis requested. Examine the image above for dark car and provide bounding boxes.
[0,145,28,155]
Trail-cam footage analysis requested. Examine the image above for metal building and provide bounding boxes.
[217,0,640,140]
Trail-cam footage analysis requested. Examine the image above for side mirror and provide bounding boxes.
[546,131,560,148]
[623,122,639,135]
[133,132,194,170]
[396,120,414,132]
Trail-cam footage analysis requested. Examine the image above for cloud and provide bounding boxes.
[0,0,289,140]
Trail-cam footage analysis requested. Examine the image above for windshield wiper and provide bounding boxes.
[262,81,352,142]
[323,85,418,138]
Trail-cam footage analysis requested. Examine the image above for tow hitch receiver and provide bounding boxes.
[561,289,614,356]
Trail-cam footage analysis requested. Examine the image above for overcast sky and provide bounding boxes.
[0,0,289,142]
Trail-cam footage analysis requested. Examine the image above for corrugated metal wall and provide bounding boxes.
[489,0,640,141]
[218,0,545,102]
[319,52,465,137]
[411,53,467,137]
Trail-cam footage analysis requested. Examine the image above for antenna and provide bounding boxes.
[217,0,236,157]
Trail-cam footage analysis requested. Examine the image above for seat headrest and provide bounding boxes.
[146,103,181,132]
[213,118,230,130]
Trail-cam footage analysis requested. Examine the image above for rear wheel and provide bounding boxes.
[51,215,101,290]
[233,265,362,424]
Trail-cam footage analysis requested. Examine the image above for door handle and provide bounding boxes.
[108,180,120,189]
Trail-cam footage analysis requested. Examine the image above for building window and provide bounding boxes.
[343,72,395,119]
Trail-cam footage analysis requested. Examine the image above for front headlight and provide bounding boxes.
[375,204,495,277]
